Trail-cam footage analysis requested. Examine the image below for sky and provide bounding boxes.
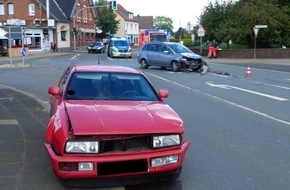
[115,0,215,31]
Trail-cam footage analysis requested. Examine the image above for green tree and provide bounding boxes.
[198,0,290,48]
[230,0,290,47]
[95,0,120,39]
[198,1,234,48]
[153,16,174,34]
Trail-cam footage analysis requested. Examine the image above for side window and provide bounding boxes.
[159,45,167,52]
[154,44,161,52]
[148,44,157,51]
[58,67,71,93]
[142,44,149,51]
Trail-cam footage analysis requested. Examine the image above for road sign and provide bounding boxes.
[253,28,259,38]
[197,25,205,37]
[21,48,26,57]
[0,28,7,37]
[254,25,267,29]
[4,26,23,39]
[197,25,205,33]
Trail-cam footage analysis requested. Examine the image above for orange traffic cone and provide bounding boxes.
[245,65,252,77]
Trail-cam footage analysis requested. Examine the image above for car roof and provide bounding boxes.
[142,41,181,47]
[145,41,175,44]
[72,65,141,74]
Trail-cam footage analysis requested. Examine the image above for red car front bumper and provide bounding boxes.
[44,140,190,179]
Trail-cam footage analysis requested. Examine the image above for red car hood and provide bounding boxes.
[65,100,183,135]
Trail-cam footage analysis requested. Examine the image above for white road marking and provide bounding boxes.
[71,54,80,60]
[0,119,19,125]
[205,82,288,101]
[253,81,290,90]
[146,73,290,126]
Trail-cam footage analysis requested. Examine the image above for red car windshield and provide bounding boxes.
[65,72,159,101]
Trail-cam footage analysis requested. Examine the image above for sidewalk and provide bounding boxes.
[0,51,75,68]
[205,57,290,65]
[0,51,74,62]
[1,49,290,66]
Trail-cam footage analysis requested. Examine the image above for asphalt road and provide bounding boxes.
[0,51,290,190]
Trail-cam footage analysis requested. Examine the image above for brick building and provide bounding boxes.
[0,0,97,52]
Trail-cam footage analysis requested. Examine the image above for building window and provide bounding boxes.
[29,4,35,16]
[61,31,67,41]
[0,4,4,16]
[8,3,14,15]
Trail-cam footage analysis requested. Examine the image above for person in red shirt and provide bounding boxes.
[207,39,219,59]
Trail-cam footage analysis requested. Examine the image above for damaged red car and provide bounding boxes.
[44,65,190,184]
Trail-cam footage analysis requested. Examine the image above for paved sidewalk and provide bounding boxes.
[205,57,290,65]
[0,51,74,61]
[0,51,75,68]
[1,49,290,66]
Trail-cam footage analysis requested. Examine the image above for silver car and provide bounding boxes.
[137,42,207,72]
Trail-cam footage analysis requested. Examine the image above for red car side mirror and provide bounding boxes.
[158,89,169,99]
[48,86,60,96]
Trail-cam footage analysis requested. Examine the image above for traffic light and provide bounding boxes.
[110,0,117,11]
[72,27,77,35]
[178,27,183,35]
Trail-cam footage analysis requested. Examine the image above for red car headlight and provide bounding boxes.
[65,140,99,154]
[152,134,181,148]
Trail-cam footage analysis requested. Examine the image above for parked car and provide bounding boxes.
[45,65,190,184]
[107,37,132,58]
[87,41,105,53]
[137,42,207,72]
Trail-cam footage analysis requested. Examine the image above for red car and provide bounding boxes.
[44,65,190,184]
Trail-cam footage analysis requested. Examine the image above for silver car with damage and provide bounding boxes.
[137,42,207,72]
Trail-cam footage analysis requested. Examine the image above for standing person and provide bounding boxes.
[207,39,219,59]
[50,42,55,52]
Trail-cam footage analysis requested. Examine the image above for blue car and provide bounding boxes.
[137,42,207,72]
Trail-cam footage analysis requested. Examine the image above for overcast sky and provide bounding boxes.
[115,0,215,31]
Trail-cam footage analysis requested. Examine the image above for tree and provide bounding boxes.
[153,16,174,34]
[198,1,234,47]
[198,0,290,48]
[94,0,120,39]
[230,0,290,48]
